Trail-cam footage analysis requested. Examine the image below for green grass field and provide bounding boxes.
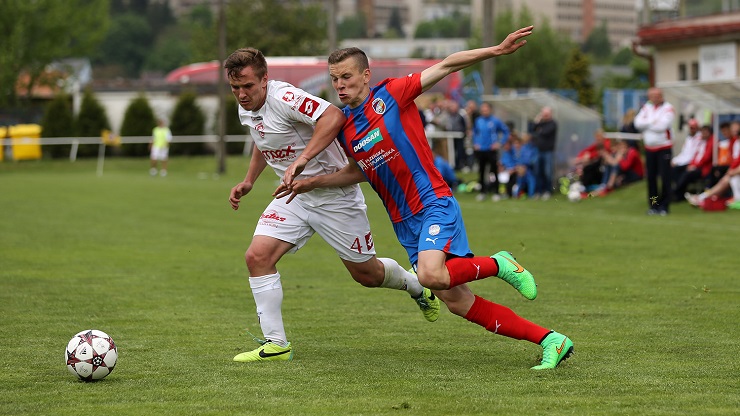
[1,156,738,415]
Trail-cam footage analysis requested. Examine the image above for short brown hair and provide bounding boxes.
[328,47,369,71]
[224,48,267,80]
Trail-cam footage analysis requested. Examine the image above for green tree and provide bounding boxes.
[560,47,595,107]
[0,0,110,107]
[120,95,156,156]
[40,94,74,158]
[467,7,571,88]
[582,20,612,62]
[96,13,153,78]
[170,91,206,155]
[144,27,192,73]
[222,98,248,154]
[74,90,111,157]
[190,0,327,60]
[338,14,366,40]
[414,10,470,38]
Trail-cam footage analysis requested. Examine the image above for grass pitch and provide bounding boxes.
[1,156,738,415]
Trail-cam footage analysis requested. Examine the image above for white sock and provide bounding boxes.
[730,176,740,199]
[378,257,424,298]
[249,273,288,347]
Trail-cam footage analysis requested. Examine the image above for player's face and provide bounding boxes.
[329,58,370,108]
[229,66,268,112]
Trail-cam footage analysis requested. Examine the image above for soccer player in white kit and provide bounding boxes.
[225,48,439,362]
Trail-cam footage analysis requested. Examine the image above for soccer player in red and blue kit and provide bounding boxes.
[280,26,573,369]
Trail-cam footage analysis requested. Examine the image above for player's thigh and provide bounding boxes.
[252,198,314,257]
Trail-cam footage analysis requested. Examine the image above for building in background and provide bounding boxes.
[479,0,638,49]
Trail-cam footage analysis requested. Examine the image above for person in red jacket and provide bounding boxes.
[599,139,644,194]
[673,125,714,202]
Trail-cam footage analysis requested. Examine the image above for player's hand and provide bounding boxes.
[497,25,533,55]
[273,179,314,204]
[283,155,310,187]
[229,182,252,210]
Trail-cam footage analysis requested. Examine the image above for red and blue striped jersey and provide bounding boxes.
[337,73,452,223]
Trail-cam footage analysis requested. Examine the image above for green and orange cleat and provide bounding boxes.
[531,331,574,370]
[491,251,537,300]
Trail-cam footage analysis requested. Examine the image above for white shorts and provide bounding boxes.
[254,186,376,263]
[150,146,169,161]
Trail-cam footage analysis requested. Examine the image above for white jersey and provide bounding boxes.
[239,80,359,206]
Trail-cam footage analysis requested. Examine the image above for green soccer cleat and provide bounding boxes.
[531,332,574,370]
[233,340,293,362]
[414,287,440,322]
[491,251,537,300]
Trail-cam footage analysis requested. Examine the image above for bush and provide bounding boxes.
[170,91,205,155]
[120,95,156,156]
[40,94,74,159]
[75,89,111,157]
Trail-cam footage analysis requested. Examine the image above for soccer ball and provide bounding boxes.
[65,329,118,381]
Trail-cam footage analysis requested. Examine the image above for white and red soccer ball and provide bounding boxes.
[65,329,118,381]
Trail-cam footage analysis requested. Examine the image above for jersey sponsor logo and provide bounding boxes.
[298,97,320,117]
[260,210,287,222]
[352,128,382,153]
[251,116,262,121]
[261,146,297,161]
[255,122,265,138]
[371,98,386,115]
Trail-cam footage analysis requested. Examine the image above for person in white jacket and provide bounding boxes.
[634,87,675,215]
[671,118,702,184]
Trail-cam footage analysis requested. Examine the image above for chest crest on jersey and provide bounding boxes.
[372,98,386,115]
[255,122,265,138]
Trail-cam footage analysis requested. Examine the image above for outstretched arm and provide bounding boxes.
[282,105,346,186]
[273,158,366,204]
[420,25,533,92]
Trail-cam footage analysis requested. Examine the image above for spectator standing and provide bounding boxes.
[463,100,480,173]
[149,119,172,177]
[472,102,509,201]
[634,87,675,215]
[446,100,468,171]
[532,106,557,199]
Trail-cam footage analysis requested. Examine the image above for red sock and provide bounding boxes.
[464,295,551,343]
[446,256,499,288]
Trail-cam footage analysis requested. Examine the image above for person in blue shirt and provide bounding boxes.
[472,102,509,201]
[498,135,519,198]
[514,133,539,198]
[434,152,461,190]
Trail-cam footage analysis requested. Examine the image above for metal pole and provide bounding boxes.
[328,0,338,54]
[482,0,494,95]
[217,0,227,174]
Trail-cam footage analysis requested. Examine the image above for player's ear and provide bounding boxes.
[363,68,371,83]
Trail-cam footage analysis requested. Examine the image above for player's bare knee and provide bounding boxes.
[244,248,271,271]
[415,268,447,290]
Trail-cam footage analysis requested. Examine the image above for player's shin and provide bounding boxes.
[378,257,423,297]
[249,273,288,347]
